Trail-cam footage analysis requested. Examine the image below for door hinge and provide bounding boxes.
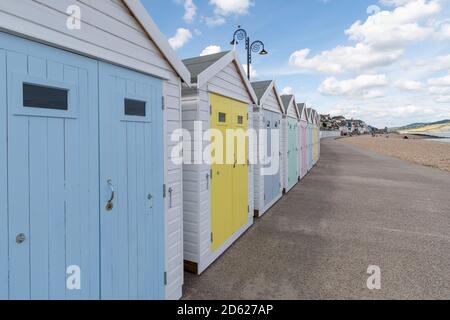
[248,205,250,213]
[247,113,249,120]
[210,169,213,179]
[162,97,165,110]
[210,105,212,115]
[164,272,167,285]
[211,232,214,243]
[163,184,167,198]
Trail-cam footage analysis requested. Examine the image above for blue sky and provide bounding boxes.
[142,0,450,128]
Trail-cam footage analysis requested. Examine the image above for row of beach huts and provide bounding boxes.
[0,0,320,300]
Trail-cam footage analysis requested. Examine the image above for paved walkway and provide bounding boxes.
[183,138,450,300]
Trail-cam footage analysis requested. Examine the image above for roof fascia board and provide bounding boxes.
[197,51,258,104]
[123,0,191,86]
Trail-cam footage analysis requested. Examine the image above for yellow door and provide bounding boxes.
[210,94,248,252]
[210,94,233,251]
[231,101,249,232]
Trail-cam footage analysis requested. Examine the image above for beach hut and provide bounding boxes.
[297,103,308,179]
[281,95,301,193]
[306,108,314,171]
[315,111,321,162]
[0,0,189,300]
[251,80,285,218]
[181,51,257,274]
[313,110,319,164]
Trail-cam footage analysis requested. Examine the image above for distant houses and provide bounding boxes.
[320,114,371,136]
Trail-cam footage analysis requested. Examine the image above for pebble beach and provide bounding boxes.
[341,134,450,173]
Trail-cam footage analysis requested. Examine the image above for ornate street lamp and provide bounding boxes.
[230,26,268,80]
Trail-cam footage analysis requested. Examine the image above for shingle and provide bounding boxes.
[280,95,293,110]
[182,51,230,83]
[297,103,306,116]
[251,80,272,102]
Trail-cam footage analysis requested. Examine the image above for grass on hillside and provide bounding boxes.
[405,122,450,133]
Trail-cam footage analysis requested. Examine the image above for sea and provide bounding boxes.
[426,132,450,143]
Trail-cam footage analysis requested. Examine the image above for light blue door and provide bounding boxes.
[263,111,282,207]
[99,62,165,300]
[0,48,7,300]
[2,32,100,300]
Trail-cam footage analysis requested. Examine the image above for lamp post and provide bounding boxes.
[230,26,268,81]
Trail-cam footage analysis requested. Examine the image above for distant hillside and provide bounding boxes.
[393,119,450,133]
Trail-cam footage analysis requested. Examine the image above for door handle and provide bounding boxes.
[148,193,153,208]
[168,187,174,208]
[106,179,115,211]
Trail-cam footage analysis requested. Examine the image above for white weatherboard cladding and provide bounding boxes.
[281,118,288,191]
[254,87,283,215]
[287,100,298,120]
[253,111,264,212]
[263,88,283,114]
[300,108,308,122]
[181,60,254,274]
[0,0,174,80]
[285,100,299,192]
[0,0,184,300]
[298,120,304,180]
[164,74,183,301]
[207,62,252,104]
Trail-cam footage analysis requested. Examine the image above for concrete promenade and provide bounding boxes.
[183,138,450,300]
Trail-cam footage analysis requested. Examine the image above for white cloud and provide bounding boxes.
[433,54,450,71]
[285,0,449,128]
[347,0,440,49]
[290,45,403,74]
[209,0,254,16]
[200,45,222,56]
[435,23,450,40]
[395,79,424,91]
[390,104,426,116]
[318,74,389,99]
[168,28,193,50]
[328,99,441,128]
[380,0,417,7]
[182,0,197,23]
[428,74,450,103]
[289,0,443,74]
[281,87,294,95]
[243,64,258,79]
[428,74,450,86]
[398,53,450,73]
[204,0,254,27]
[363,90,386,99]
[202,15,226,27]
